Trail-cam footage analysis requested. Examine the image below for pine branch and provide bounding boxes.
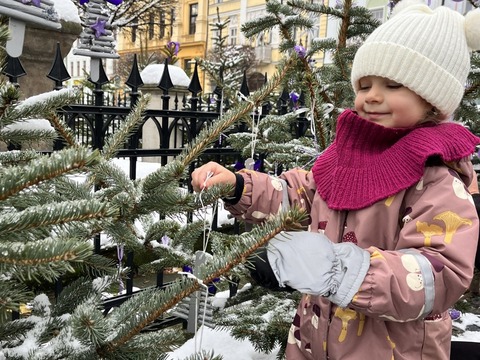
[0,281,34,322]
[0,240,94,283]
[47,110,78,147]
[102,95,151,160]
[0,128,57,145]
[1,90,79,128]
[98,207,307,353]
[0,199,114,233]
[0,148,100,201]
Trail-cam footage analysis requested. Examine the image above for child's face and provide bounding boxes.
[354,76,432,128]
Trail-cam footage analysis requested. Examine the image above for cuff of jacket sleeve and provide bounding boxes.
[327,243,370,308]
[222,173,244,205]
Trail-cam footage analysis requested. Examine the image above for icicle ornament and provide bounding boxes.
[0,0,60,57]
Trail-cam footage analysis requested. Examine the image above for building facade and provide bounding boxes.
[64,0,475,93]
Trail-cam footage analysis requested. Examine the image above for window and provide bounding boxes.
[159,11,165,39]
[149,13,155,40]
[370,8,385,23]
[229,27,237,45]
[76,61,80,77]
[131,18,138,42]
[189,3,198,35]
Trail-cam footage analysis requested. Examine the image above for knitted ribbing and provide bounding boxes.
[312,110,480,210]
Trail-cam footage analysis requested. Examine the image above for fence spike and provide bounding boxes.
[47,43,71,89]
[3,55,26,81]
[239,70,249,97]
[188,62,202,95]
[89,58,109,86]
[125,54,144,90]
[158,58,174,92]
[279,88,289,102]
[213,66,223,96]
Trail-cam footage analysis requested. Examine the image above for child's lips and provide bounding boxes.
[365,112,388,120]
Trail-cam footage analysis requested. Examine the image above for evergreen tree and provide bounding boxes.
[199,7,256,105]
[226,0,379,173]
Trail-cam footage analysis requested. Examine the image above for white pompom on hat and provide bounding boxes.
[351,0,480,117]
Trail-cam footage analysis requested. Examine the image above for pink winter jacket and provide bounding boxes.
[225,158,479,359]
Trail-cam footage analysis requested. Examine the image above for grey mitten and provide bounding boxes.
[267,231,370,308]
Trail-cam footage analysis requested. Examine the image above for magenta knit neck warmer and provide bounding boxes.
[312,109,480,210]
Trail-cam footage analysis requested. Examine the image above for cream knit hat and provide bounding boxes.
[351,0,480,117]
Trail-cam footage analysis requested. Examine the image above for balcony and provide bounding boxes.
[255,45,272,63]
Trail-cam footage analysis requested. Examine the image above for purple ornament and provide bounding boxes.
[182,265,193,273]
[290,91,300,104]
[161,235,171,246]
[21,0,41,5]
[234,161,245,171]
[91,18,107,38]
[254,159,262,171]
[448,308,461,320]
[167,41,180,56]
[80,0,123,4]
[294,45,306,58]
[208,277,220,294]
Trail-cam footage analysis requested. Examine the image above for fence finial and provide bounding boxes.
[188,62,202,96]
[239,70,250,97]
[158,59,174,92]
[125,54,144,90]
[47,43,71,89]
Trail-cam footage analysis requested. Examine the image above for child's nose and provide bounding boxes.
[365,86,383,103]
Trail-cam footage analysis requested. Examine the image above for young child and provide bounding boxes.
[191,1,480,359]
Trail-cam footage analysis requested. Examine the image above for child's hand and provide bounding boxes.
[191,161,237,193]
[248,231,370,308]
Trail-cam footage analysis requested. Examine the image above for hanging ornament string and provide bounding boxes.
[218,87,225,145]
[309,97,318,153]
[197,171,216,251]
[116,245,125,294]
[302,101,333,169]
[189,170,218,354]
[237,92,259,170]
[250,109,261,164]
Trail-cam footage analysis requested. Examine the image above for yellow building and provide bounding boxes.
[116,1,209,87]
[116,0,330,93]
